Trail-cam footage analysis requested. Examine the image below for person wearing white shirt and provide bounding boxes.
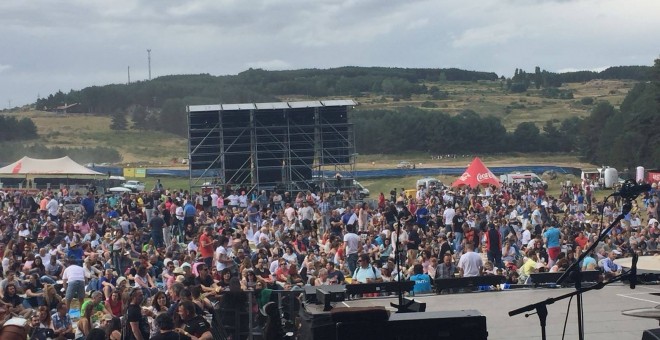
[521,225,532,246]
[630,214,642,230]
[210,191,219,216]
[187,240,198,254]
[238,192,248,208]
[443,205,455,232]
[46,196,59,221]
[62,260,86,311]
[269,254,281,275]
[227,192,240,208]
[18,225,30,238]
[343,226,361,276]
[215,237,234,272]
[457,243,483,277]
[284,204,296,223]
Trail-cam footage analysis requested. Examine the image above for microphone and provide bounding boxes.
[630,254,638,289]
[612,181,651,200]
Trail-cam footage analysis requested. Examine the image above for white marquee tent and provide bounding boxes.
[0,156,102,176]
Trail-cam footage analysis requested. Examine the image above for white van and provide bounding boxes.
[353,180,370,198]
[500,173,548,189]
[416,177,442,189]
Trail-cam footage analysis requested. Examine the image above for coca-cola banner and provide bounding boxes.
[648,172,660,183]
[451,157,501,188]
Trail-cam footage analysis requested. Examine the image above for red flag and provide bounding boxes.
[11,161,22,174]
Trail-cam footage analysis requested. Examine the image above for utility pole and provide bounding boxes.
[127,66,131,84]
[147,49,152,80]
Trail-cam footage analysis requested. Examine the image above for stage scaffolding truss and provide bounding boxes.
[187,100,357,194]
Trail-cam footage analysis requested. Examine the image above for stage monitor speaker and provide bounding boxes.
[334,310,487,340]
[643,328,660,340]
[393,297,426,313]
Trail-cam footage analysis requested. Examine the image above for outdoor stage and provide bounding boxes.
[323,283,660,340]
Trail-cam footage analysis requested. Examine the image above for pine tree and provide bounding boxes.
[110,110,128,130]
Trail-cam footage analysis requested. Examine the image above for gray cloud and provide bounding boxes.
[1,0,659,107]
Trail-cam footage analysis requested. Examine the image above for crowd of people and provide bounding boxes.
[0,175,657,339]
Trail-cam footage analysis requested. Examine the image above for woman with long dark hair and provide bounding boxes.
[147,291,169,337]
[104,289,122,318]
[31,256,46,277]
[76,302,95,339]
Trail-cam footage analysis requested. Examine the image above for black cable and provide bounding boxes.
[561,295,574,340]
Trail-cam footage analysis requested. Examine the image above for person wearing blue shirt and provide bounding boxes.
[107,208,119,219]
[415,202,429,231]
[81,192,95,220]
[409,264,432,294]
[67,242,84,265]
[183,201,197,230]
[543,224,561,268]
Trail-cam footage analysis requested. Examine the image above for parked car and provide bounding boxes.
[122,180,145,192]
[499,173,548,189]
[396,161,414,169]
[354,180,370,198]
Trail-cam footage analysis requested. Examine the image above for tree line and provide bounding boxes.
[506,65,650,93]
[0,143,121,164]
[580,58,660,169]
[0,115,38,142]
[351,107,580,155]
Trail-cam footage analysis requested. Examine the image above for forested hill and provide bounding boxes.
[34,65,650,116]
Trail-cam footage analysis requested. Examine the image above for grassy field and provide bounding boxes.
[5,111,188,164]
[358,79,634,131]
[355,152,591,170]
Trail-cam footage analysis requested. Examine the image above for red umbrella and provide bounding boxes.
[451,157,501,188]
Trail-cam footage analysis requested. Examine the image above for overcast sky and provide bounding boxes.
[1,0,659,108]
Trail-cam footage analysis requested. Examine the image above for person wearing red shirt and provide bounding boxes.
[574,231,588,249]
[199,226,215,268]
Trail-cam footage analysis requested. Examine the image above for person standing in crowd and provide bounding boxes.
[61,258,85,311]
[81,192,96,221]
[127,288,150,340]
[485,223,503,269]
[457,243,482,277]
[199,226,215,268]
[183,200,196,234]
[543,223,562,269]
[343,224,360,276]
[46,194,59,222]
[150,210,166,248]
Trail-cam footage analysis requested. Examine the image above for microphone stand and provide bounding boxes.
[510,197,637,340]
[509,269,637,340]
[390,216,415,313]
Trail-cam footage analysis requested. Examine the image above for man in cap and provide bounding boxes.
[67,241,83,264]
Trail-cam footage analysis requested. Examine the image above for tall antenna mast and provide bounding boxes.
[147,49,152,80]
[127,66,131,84]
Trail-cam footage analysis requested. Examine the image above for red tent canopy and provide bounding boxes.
[451,157,501,188]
